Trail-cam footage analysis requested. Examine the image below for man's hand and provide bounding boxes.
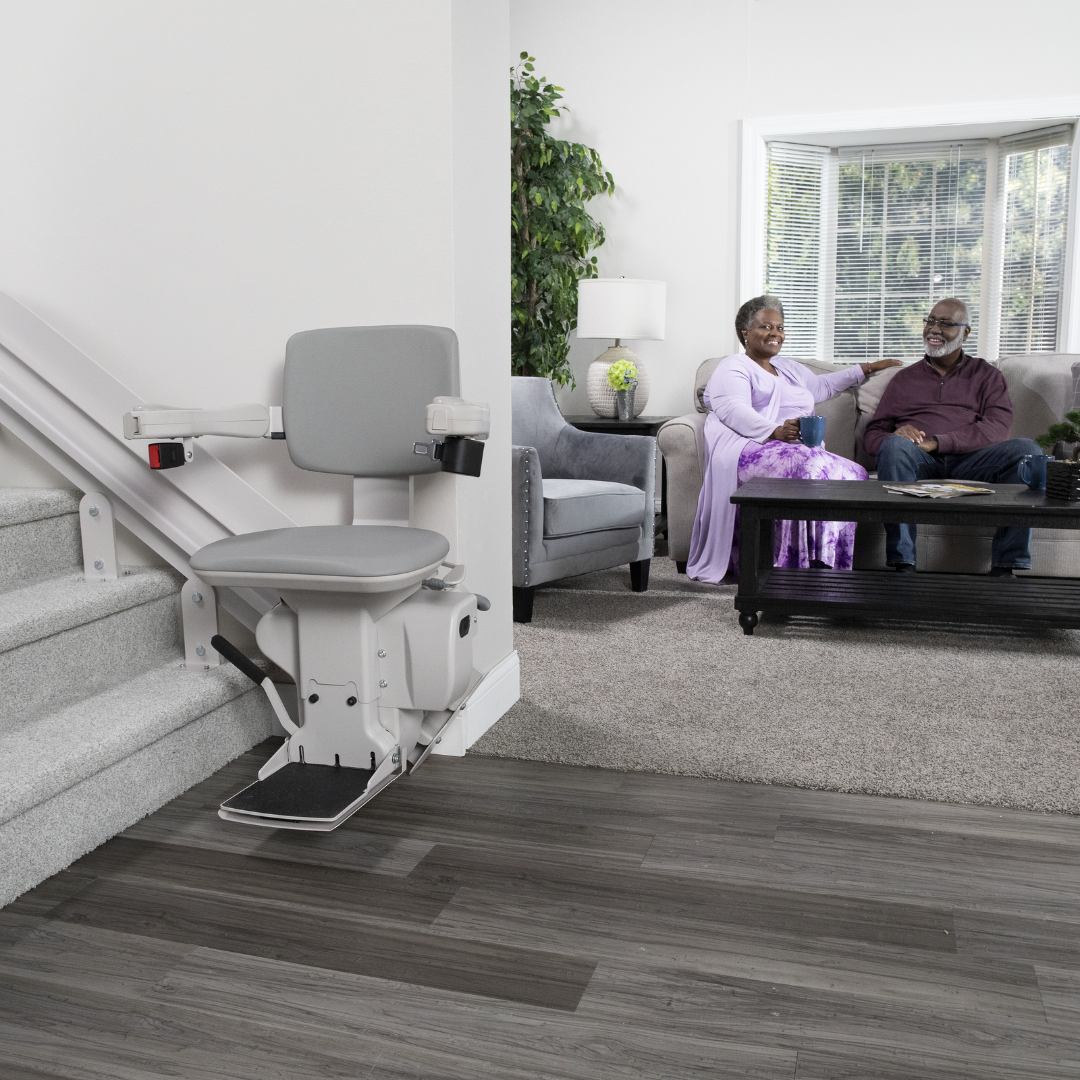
[895,425,937,452]
[769,419,801,443]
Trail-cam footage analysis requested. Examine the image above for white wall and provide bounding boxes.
[0,0,512,669]
[511,0,1080,418]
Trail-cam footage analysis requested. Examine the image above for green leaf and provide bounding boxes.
[511,55,612,387]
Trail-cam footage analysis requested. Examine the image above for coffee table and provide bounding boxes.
[730,478,1080,635]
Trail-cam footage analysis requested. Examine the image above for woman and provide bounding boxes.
[687,295,900,583]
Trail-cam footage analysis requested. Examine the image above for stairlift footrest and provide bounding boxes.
[221,762,376,823]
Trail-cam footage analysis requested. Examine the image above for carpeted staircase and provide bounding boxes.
[0,488,276,906]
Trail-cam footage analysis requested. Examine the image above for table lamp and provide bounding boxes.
[576,278,666,417]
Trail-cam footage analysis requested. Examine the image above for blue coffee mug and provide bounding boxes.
[1019,453,1054,490]
[799,415,826,447]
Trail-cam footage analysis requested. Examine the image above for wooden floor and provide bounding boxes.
[3,740,1080,1079]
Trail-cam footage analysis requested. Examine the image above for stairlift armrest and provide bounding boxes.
[123,404,285,440]
[426,397,490,440]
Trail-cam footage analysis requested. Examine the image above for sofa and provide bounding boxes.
[657,353,1080,577]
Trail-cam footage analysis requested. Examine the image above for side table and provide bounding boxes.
[563,415,676,542]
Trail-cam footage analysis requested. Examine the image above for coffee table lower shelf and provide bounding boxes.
[734,568,1080,634]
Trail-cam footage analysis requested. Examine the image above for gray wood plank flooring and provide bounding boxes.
[2,739,1080,1078]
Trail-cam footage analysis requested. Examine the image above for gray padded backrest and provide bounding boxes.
[511,377,566,459]
[283,325,459,476]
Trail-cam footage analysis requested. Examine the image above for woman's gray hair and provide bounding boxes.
[735,294,784,346]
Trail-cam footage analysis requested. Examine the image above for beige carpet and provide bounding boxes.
[472,558,1080,814]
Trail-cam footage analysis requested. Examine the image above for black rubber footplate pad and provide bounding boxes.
[222,762,376,821]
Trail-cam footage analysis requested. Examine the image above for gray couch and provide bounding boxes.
[512,377,655,621]
[657,354,1080,577]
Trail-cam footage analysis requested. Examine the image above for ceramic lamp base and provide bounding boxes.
[586,345,650,418]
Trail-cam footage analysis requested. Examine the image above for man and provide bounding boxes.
[863,298,1040,577]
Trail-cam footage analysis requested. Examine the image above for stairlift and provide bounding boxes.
[123,326,490,831]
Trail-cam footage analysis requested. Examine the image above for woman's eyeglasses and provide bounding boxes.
[923,316,970,329]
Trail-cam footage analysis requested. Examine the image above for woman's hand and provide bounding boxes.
[769,418,801,443]
[860,358,903,376]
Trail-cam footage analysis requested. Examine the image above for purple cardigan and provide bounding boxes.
[863,353,1013,456]
[686,354,864,583]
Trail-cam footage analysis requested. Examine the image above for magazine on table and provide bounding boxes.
[882,482,995,499]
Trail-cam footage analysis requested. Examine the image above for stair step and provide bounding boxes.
[0,656,267,828]
[0,488,82,591]
[0,567,183,730]
[0,656,276,907]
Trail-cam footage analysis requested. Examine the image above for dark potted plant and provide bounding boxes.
[1034,409,1080,461]
[511,53,614,388]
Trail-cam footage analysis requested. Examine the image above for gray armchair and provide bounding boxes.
[511,377,655,622]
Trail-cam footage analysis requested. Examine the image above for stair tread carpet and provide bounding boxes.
[0,488,83,591]
[0,567,182,653]
[0,487,80,528]
[0,656,266,826]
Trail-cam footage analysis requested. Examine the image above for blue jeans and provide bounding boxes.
[875,435,1040,568]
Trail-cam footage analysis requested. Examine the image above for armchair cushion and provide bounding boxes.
[542,479,647,537]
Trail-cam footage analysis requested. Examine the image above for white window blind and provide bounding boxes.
[832,141,987,359]
[993,126,1072,356]
[762,126,1073,361]
[764,142,829,358]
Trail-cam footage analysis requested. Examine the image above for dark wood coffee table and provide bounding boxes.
[731,478,1080,635]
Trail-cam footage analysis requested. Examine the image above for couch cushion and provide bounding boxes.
[541,479,646,537]
[852,364,905,469]
[999,353,1080,441]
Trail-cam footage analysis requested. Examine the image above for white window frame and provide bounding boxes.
[740,99,1080,356]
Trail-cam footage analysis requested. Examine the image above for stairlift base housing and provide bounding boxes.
[123,325,490,830]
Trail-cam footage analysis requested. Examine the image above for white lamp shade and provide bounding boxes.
[576,278,666,340]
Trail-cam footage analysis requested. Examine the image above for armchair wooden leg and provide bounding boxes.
[512,586,535,623]
[675,561,687,574]
[630,559,650,593]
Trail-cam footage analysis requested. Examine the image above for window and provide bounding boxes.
[764,127,1073,360]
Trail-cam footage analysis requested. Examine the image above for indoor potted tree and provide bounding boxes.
[511,53,614,389]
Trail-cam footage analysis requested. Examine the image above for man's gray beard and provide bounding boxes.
[924,333,961,358]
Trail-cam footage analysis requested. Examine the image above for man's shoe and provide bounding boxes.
[988,566,1017,579]
[891,563,916,574]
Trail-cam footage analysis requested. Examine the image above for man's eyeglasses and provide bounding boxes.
[923,316,970,330]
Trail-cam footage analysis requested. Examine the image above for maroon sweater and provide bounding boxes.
[862,352,1013,457]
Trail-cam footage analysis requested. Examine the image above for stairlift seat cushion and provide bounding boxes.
[191,525,449,579]
[541,479,647,537]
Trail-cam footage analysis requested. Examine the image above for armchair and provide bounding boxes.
[511,377,655,622]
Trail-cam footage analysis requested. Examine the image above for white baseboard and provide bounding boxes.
[431,650,520,757]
